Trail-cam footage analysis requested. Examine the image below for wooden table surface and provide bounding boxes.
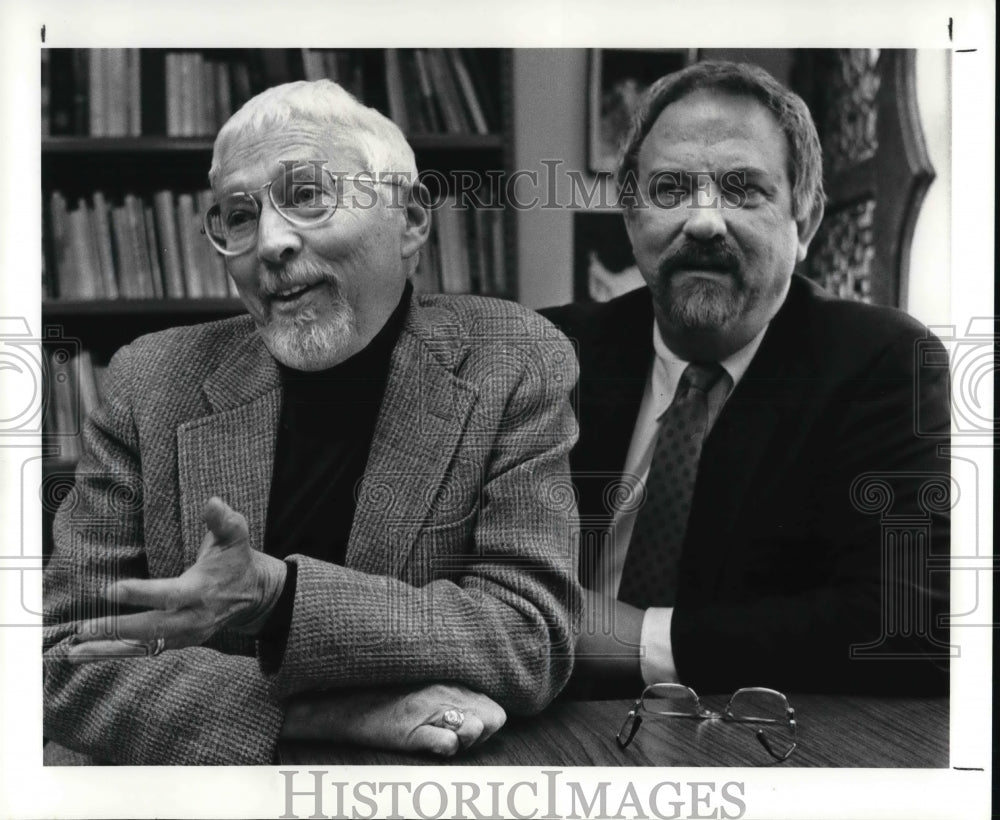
[279,694,948,768]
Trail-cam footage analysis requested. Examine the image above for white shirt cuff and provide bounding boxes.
[639,607,678,685]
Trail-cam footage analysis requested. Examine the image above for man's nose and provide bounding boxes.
[682,180,728,242]
[256,200,302,264]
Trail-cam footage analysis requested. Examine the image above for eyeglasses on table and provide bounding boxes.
[617,683,797,762]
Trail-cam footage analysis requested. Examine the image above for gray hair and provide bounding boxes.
[209,79,418,191]
[616,61,825,220]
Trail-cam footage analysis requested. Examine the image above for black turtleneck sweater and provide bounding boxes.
[256,282,411,665]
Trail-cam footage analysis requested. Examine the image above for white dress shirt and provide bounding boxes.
[597,321,768,685]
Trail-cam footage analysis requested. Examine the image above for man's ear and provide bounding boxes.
[401,181,431,260]
[795,197,825,263]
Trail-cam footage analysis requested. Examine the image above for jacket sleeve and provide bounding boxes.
[43,343,286,764]
[267,324,583,714]
[670,326,951,694]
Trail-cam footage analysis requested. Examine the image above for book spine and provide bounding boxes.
[88,48,106,137]
[201,59,215,135]
[48,49,74,135]
[457,49,500,132]
[435,194,471,293]
[214,61,233,128]
[301,49,325,81]
[49,191,71,298]
[143,205,165,299]
[105,49,128,137]
[124,195,154,298]
[412,49,444,133]
[447,49,490,135]
[426,50,467,134]
[165,53,181,137]
[71,49,90,135]
[127,48,142,136]
[90,192,119,299]
[178,53,194,137]
[383,50,410,133]
[66,202,100,299]
[230,60,252,110]
[398,50,428,134]
[110,205,138,298]
[175,193,204,298]
[152,191,186,298]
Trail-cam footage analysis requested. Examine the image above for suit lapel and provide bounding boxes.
[177,330,281,565]
[344,303,476,576]
[681,286,811,597]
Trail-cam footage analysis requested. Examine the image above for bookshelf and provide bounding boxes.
[41,48,519,518]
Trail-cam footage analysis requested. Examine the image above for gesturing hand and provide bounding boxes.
[68,497,287,662]
[280,683,508,757]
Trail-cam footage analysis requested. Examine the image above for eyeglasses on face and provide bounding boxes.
[616,683,797,762]
[202,163,406,256]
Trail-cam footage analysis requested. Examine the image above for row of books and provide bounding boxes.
[384,49,495,136]
[44,348,107,461]
[44,190,237,301]
[299,49,367,100]
[43,49,257,138]
[42,188,510,301]
[414,196,509,297]
[164,52,249,137]
[42,48,500,138]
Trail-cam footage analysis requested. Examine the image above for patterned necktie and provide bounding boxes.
[617,362,725,609]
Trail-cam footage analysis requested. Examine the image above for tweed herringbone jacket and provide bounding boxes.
[43,294,581,764]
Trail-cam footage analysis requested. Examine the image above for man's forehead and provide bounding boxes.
[638,89,789,173]
[215,125,364,191]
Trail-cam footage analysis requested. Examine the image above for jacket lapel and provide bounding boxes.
[680,283,812,598]
[344,303,477,577]
[176,330,281,565]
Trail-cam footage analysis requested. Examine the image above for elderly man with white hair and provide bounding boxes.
[43,80,581,764]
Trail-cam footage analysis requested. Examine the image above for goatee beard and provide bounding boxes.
[655,239,746,330]
[262,302,357,371]
[253,264,358,370]
[658,274,747,330]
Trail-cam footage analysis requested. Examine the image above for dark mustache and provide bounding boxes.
[660,241,741,277]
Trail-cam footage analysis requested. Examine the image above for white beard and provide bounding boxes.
[260,301,357,371]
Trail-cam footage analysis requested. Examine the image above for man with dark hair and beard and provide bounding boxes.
[543,61,950,698]
[43,80,581,764]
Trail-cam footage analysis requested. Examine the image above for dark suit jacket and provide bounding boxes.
[543,276,950,695]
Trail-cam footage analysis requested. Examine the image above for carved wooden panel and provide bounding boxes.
[792,49,935,308]
[809,198,877,302]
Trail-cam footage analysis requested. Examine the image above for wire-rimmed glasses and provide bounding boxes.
[202,163,404,256]
[617,683,797,762]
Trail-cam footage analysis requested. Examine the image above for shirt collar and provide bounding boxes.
[649,320,769,418]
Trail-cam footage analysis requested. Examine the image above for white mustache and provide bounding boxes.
[258,265,340,298]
